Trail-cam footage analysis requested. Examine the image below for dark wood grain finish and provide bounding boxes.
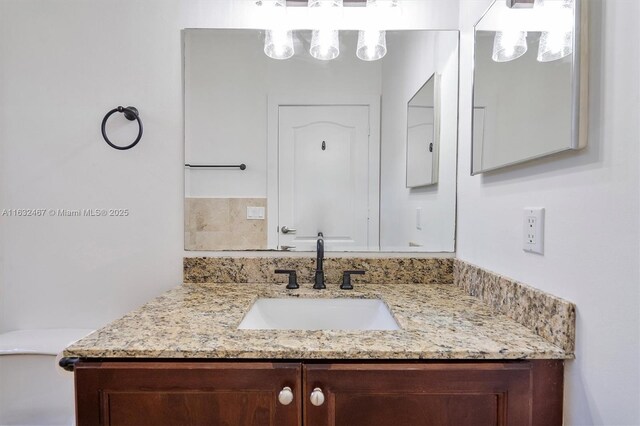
[75,362,302,426]
[303,361,563,426]
[74,360,563,426]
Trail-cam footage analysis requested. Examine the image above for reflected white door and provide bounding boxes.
[278,106,376,251]
[406,106,434,187]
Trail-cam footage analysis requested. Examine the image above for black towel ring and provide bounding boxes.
[101,106,143,150]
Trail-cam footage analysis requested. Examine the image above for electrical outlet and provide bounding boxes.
[523,208,544,254]
[246,206,265,220]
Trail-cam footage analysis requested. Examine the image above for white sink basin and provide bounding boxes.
[238,298,400,331]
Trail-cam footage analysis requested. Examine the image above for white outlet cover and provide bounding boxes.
[523,208,544,254]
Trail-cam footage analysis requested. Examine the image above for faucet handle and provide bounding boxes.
[341,270,365,290]
[275,269,299,290]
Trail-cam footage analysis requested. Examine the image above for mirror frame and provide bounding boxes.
[470,0,589,175]
[406,73,441,188]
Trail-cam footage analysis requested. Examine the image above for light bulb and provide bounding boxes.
[264,29,294,60]
[357,30,387,61]
[310,29,340,60]
[492,31,528,62]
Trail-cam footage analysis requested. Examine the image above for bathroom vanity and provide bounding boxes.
[63,277,573,426]
[73,360,562,426]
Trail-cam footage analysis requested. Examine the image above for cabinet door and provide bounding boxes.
[304,361,563,426]
[75,361,301,426]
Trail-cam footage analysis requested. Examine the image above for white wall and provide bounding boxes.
[0,0,459,332]
[0,0,186,332]
[380,31,458,251]
[458,1,640,424]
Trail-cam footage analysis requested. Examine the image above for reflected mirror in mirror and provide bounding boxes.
[472,0,587,174]
[407,73,439,188]
[184,29,459,253]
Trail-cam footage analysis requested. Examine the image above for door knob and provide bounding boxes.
[310,387,325,407]
[278,386,294,406]
[281,226,297,234]
[280,245,296,251]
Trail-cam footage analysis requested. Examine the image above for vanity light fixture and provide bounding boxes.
[356,0,397,61]
[356,30,387,61]
[492,30,528,62]
[308,0,342,60]
[261,0,295,60]
[535,0,574,62]
[257,0,402,61]
[265,29,295,60]
[311,29,341,60]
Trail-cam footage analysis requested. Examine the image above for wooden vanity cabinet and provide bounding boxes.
[304,361,563,426]
[74,362,302,426]
[74,360,563,426]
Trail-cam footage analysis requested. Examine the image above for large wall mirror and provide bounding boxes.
[472,0,588,174]
[184,29,459,253]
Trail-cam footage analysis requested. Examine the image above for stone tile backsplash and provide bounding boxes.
[453,259,576,354]
[185,198,267,250]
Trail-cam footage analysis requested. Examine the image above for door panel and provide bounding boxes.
[303,362,552,426]
[333,393,498,426]
[278,106,375,251]
[75,362,301,426]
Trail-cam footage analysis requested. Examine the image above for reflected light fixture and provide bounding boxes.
[357,30,387,61]
[261,0,294,60]
[258,0,402,61]
[264,29,294,60]
[535,0,574,62]
[356,0,397,61]
[310,29,340,60]
[492,30,528,62]
[309,0,343,61]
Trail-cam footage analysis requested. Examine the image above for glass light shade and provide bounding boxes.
[310,29,340,60]
[492,31,528,62]
[535,0,574,62]
[308,0,343,6]
[537,30,572,62]
[356,30,387,61]
[264,29,294,60]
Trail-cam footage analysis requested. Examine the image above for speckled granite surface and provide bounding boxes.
[64,283,569,360]
[183,257,453,285]
[454,260,576,355]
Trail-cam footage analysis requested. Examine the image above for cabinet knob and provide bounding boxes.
[310,387,325,407]
[278,386,294,406]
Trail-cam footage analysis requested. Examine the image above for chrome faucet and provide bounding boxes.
[314,232,325,289]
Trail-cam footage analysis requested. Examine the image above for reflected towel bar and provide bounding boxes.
[185,164,247,170]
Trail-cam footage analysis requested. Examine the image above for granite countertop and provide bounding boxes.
[64,283,570,360]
